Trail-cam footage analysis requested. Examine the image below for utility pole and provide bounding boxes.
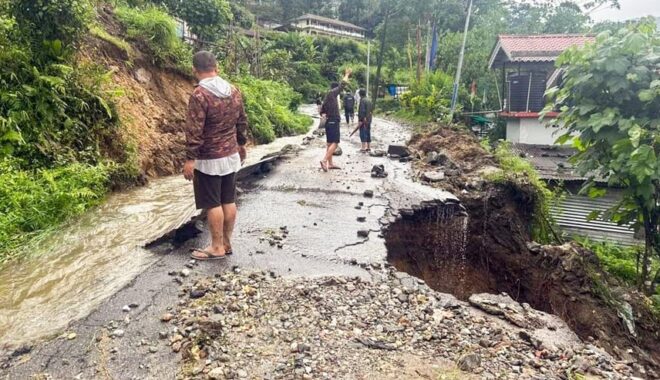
[449,0,473,118]
[366,40,371,97]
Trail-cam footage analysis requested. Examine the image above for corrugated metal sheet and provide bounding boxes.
[551,194,640,246]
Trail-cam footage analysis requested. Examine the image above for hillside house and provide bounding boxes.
[276,14,366,40]
[489,35,640,245]
[489,34,594,145]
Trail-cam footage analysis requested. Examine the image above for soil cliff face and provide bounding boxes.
[384,123,660,374]
[79,5,194,178]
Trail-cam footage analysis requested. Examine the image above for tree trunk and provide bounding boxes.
[416,21,422,82]
[372,9,389,110]
[640,205,658,294]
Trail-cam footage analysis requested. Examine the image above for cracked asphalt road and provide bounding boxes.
[1,115,455,379]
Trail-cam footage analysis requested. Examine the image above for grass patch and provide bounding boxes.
[89,24,134,59]
[484,141,559,243]
[0,160,110,263]
[234,76,313,144]
[114,5,192,72]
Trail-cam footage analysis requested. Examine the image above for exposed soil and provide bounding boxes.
[385,123,660,377]
[79,4,195,178]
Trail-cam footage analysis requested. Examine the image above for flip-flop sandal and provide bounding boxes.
[190,249,226,261]
[320,161,329,172]
[329,166,341,170]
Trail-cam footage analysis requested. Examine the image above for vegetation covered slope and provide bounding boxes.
[0,0,312,262]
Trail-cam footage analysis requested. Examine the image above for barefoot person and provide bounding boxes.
[183,51,248,261]
[319,68,352,171]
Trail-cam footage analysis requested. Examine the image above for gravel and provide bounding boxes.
[160,269,633,380]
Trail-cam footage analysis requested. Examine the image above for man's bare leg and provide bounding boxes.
[192,206,226,258]
[324,143,338,167]
[222,203,237,253]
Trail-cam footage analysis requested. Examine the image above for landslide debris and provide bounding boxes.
[161,268,633,380]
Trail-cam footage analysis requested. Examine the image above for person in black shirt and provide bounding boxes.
[343,91,356,125]
[357,88,373,152]
[319,68,352,171]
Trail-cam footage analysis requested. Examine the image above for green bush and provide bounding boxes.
[0,159,110,262]
[234,76,312,144]
[158,0,231,41]
[575,237,652,285]
[486,141,559,243]
[115,5,192,71]
[400,71,456,121]
[11,0,92,52]
[0,15,120,167]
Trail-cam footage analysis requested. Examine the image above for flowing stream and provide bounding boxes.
[0,119,316,350]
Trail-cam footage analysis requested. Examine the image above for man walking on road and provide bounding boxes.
[319,68,352,171]
[343,90,356,125]
[357,88,373,152]
[183,51,248,261]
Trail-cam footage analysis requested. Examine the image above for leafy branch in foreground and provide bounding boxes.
[545,22,659,293]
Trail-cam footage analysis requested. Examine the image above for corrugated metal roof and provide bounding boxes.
[489,34,595,69]
[551,193,640,246]
[510,143,588,181]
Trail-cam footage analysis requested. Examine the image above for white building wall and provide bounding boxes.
[507,118,563,145]
[505,119,521,143]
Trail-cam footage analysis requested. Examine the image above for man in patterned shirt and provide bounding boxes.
[183,51,249,260]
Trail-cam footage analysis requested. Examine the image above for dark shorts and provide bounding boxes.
[325,119,340,144]
[193,169,237,209]
[359,121,372,143]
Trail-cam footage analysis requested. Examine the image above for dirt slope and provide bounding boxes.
[79,5,194,178]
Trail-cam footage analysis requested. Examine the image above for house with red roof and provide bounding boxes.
[489,34,595,145]
[489,34,641,245]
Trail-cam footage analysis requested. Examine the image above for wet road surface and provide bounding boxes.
[1,113,455,379]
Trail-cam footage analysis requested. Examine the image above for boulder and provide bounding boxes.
[457,353,481,372]
[387,145,410,158]
[333,146,343,156]
[422,171,445,182]
[369,149,387,157]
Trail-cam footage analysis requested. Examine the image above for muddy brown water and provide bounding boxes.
[0,125,316,350]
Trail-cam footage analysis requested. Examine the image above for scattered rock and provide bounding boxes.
[333,147,343,156]
[369,149,386,157]
[112,329,125,338]
[66,333,77,340]
[357,230,370,238]
[387,145,410,158]
[189,289,206,299]
[422,171,445,182]
[357,216,366,222]
[457,353,481,372]
[208,368,224,380]
[370,164,388,178]
[133,67,152,84]
[363,190,374,198]
[161,313,174,322]
[181,269,191,277]
[11,344,32,357]
[122,305,131,313]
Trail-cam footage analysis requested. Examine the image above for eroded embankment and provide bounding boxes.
[383,123,660,376]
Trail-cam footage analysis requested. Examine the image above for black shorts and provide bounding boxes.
[325,119,340,143]
[193,170,237,209]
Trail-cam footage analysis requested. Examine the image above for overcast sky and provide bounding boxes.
[588,0,660,22]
